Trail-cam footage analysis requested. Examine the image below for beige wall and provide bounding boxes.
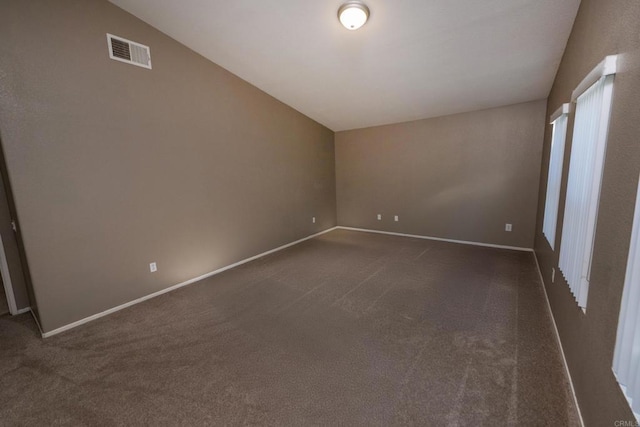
[534,0,640,424]
[335,100,546,249]
[0,0,336,333]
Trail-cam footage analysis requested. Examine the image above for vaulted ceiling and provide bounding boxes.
[109,0,580,131]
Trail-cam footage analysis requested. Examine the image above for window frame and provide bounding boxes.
[613,175,640,421]
[542,103,570,250]
[558,55,617,309]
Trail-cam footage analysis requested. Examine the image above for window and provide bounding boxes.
[542,104,570,249]
[558,55,617,309]
[613,176,640,420]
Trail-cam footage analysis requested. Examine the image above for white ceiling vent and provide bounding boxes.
[106,33,152,69]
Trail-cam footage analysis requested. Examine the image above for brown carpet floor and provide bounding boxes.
[0,229,579,426]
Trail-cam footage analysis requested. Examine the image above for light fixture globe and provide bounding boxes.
[338,2,370,30]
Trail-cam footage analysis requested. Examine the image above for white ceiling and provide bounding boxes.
[109,0,580,131]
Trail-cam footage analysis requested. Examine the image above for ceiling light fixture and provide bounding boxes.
[338,2,370,31]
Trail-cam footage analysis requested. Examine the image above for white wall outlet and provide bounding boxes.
[377,214,382,221]
[505,223,512,232]
[149,262,157,273]
[312,217,316,223]
[394,215,399,222]
[552,268,556,283]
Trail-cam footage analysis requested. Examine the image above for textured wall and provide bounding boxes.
[0,0,336,333]
[335,100,546,249]
[534,0,640,424]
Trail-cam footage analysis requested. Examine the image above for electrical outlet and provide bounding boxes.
[394,215,399,222]
[149,262,157,273]
[505,223,512,232]
[312,217,316,224]
[552,268,555,283]
[377,214,382,221]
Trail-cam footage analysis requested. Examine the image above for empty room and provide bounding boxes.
[1,0,639,425]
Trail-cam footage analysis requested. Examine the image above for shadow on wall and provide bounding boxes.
[0,131,34,317]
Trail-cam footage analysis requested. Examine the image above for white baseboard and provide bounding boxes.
[28,307,44,336]
[39,225,531,338]
[14,306,31,315]
[336,226,533,252]
[42,227,338,338]
[533,252,585,427]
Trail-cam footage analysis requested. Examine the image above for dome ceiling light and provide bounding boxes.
[338,2,370,31]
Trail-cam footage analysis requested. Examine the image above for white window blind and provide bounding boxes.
[613,176,640,420]
[558,55,617,309]
[542,105,570,250]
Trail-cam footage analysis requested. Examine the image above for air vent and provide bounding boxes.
[106,33,152,69]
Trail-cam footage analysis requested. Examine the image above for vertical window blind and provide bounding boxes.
[558,56,616,309]
[613,176,640,420]
[542,106,569,250]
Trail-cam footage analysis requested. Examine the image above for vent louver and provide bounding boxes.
[107,34,152,69]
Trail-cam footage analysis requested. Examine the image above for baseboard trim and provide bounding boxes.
[14,306,31,315]
[41,227,338,338]
[28,308,44,336]
[533,252,585,427]
[336,226,533,252]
